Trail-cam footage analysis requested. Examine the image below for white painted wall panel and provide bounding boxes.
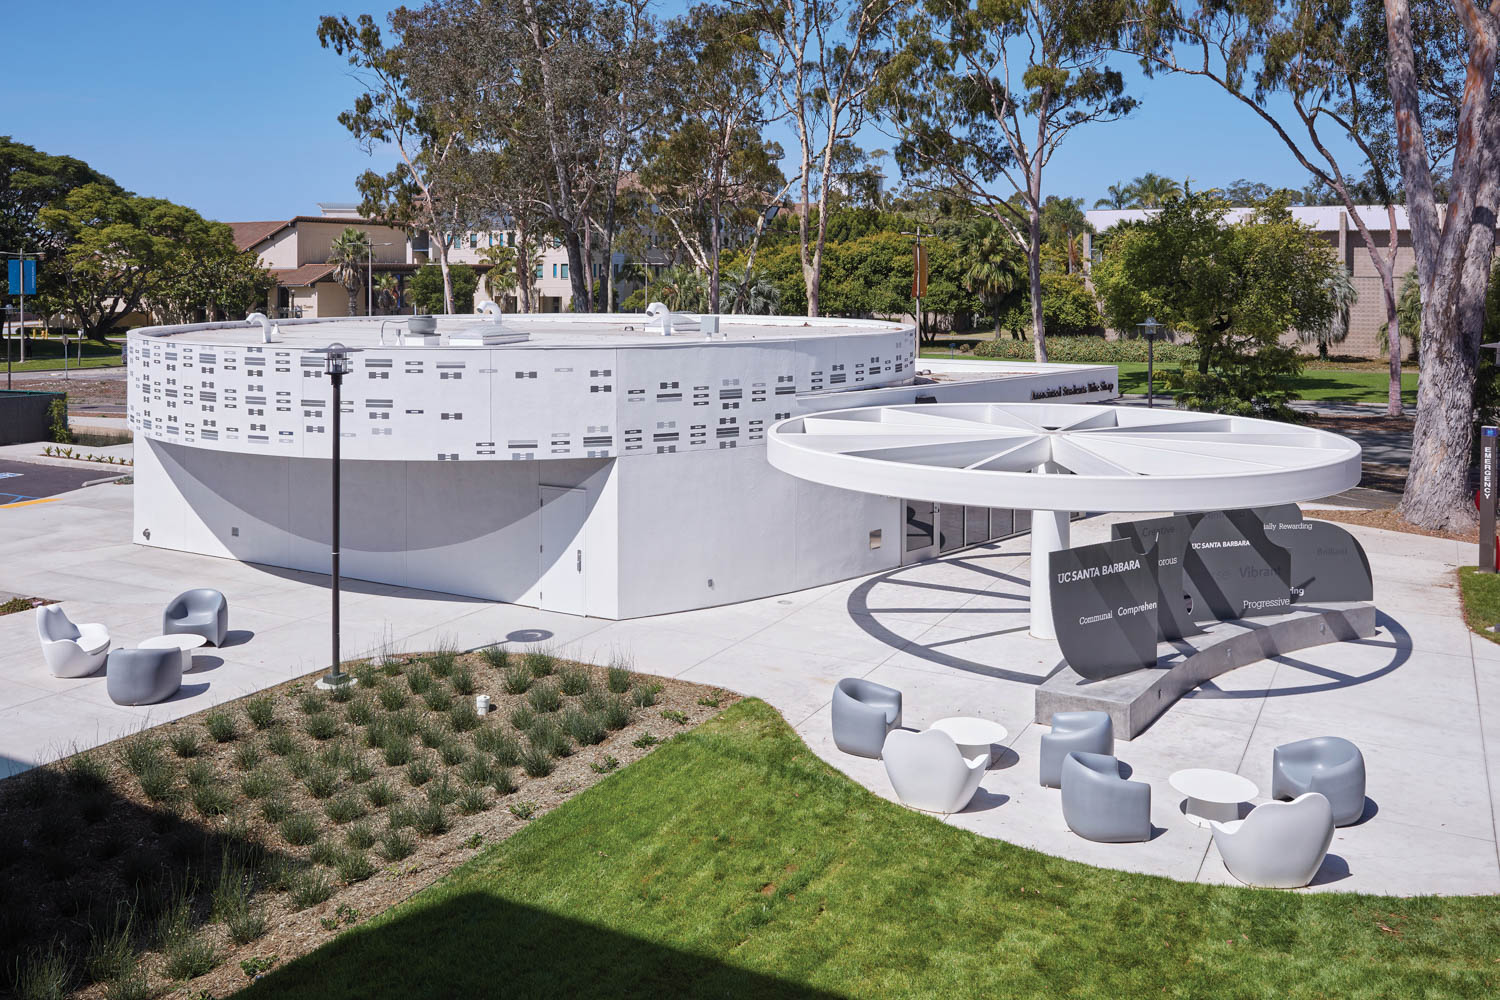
[128,317,1116,619]
[611,449,899,619]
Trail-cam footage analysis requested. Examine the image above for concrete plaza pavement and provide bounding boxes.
[1,481,1495,896]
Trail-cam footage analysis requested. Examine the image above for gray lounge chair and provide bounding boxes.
[1039,710,1113,788]
[831,678,902,758]
[106,647,182,706]
[1272,736,1366,826]
[1060,751,1151,843]
[1212,792,1335,888]
[163,589,229,647]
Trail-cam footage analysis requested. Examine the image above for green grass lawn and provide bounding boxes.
[1,336,122,372]
[1458,566,1500,646]
[245,699,1500,1000]
[919,355,1418,405]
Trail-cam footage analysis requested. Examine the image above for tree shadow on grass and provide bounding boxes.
[242,892,847,1000]
[0,754,300,993]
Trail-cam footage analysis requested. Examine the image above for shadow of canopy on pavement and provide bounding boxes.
[241,891,845,1000]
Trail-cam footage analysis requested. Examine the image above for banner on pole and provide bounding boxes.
[1481,425,1497,572]
[911,244,928,298]
[6,259,36,296]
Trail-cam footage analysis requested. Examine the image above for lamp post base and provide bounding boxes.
[315,673,358,691]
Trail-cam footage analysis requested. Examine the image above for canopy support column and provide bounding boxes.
[1029,509,1069,639]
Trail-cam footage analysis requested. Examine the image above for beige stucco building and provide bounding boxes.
[1085,205,1417,359]
[229,204,637,318]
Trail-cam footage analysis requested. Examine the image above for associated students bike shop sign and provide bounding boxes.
[1051,505,1373,680]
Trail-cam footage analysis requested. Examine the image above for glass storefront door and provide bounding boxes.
[901,500,1036,564]
[902,500,937,564]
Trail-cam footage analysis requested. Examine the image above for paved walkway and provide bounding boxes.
[0,483,1493,896]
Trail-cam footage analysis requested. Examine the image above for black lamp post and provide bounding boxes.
[313,342,361,689]
[1137,316,1166,408]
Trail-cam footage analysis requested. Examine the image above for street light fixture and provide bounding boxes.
[311,341,362,689]
[1137,316,1167,408]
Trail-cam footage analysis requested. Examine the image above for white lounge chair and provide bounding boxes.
[1211,792,1335,889]
[881,728,987,814]
[36,605,110,678]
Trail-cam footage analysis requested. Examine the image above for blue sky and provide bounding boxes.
[5,1,1361,223]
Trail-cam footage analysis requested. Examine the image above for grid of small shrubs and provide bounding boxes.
[0,646,701,998]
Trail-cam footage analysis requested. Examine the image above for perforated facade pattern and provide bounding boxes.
[126,329,918,463]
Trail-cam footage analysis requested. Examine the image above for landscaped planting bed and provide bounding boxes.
[0,596,52,617]
[0,644,734,999]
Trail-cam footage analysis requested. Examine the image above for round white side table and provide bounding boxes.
[139,634,208,674]
[1169,768,1258,827]
[930,716,1009,766]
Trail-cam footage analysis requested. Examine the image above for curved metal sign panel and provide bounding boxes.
[1062,505,1374,680]
[1049,537,1160,680]
[1112,514,1200,641]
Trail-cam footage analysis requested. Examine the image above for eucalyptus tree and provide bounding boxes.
[1374,0,1500,529]
[732,0,905,317]
[318,13,470,314]
[880,0,1136,361]
[641,4,787,313]
[1120,0,1412,421]
[392,0,660,314]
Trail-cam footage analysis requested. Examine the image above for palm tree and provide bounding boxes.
[656,265,709,312]
[479,245,518,307]
[729,271,780,315]
[372,274,400,315]
[961,221,1026,337]
[1094,183,1135,209]
[1296,267,1359,360]
[327,227,373,316]
[1387,269,1421,359]
[1130,173,1184,208]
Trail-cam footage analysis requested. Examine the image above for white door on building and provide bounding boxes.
[536,486,587,615]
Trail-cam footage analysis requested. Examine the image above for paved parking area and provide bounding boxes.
[0,483,1491,896]
[0,460,116,505]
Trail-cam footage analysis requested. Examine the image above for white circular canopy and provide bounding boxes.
[767,403,1361,512]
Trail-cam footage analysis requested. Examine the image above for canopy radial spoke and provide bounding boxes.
[1075,415,1235,436]
[793,432,1043,456]
[849,435,1048,469]
[1060,436,1282,474]
[964,436,1052,471]
[1049,438,1142,477]
[878,405,1044,434]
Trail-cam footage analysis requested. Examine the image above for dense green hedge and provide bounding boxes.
[973,335,1199,364]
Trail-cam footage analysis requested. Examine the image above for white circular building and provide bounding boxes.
[128,312,1121,618]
